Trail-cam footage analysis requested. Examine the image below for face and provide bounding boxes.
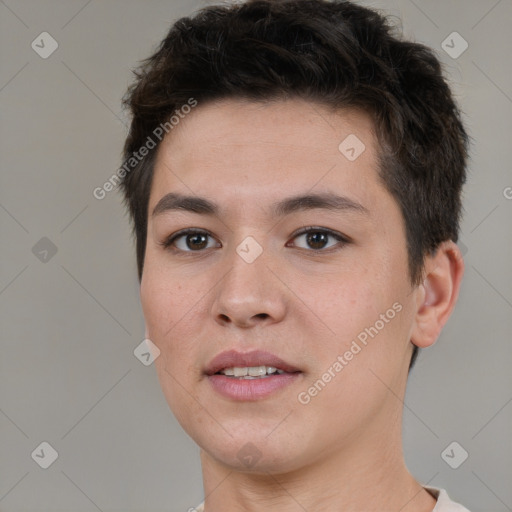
[141,98,421,473]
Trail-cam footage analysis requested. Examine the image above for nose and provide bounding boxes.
[211,243,287,329]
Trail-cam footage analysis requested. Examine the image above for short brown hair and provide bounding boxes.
[120,0,470,370]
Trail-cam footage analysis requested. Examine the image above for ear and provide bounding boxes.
[411,240,465,349]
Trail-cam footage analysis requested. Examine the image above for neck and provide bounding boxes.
[199,422,436,512]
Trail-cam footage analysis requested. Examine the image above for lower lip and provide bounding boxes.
[207,373,301,401]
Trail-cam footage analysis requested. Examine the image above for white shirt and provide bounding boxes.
[425,486,472,512]
[191,486,471,511]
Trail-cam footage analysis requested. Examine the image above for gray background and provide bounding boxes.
[1,0,511,511]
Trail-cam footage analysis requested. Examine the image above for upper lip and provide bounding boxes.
[205,349,301,376]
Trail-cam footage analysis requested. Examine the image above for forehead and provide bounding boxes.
[149,98,384,216]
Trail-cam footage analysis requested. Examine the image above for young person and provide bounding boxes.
[120,1,471,510]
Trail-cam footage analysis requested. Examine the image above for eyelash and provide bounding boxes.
[160,227,350,254]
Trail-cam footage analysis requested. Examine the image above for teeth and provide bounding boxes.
[233,367,248,377]
[248,366,266,377]
[220,366,284,377]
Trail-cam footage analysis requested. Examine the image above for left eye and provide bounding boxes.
[288,227,348,251]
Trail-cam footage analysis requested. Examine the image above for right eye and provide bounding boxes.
[161,229,221,253]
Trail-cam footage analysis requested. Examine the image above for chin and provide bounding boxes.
[209,448,305,475]
[195,423,312,474]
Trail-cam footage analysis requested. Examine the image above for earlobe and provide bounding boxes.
[411,241,465,349]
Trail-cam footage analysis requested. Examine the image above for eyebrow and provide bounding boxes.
[151,191,369,218]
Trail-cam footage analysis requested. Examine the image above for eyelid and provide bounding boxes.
[290,226,350,243]
[160,228,217,251]
[287,226,350,251]
[161,226,350,253]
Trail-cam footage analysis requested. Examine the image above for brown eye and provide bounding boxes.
[184,232,209,250]
[305,231,329,249]
[162,229,220,252]
[290,227,348,251]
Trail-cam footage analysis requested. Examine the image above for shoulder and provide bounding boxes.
[425,486,472,512]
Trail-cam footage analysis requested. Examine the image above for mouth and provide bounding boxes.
[216,365,289,379]
[205,349,302,400]
[204,349,301,377]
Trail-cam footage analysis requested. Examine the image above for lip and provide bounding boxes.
[208,373,301,401]
[204,349,301,376]
[205,349,302,401]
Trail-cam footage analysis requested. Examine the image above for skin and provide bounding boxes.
[140,98,464,511]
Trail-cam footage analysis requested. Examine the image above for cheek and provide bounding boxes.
[301,263,410,369]
[140,263,183,347]
[140,262,208,369]
[298,269,384,335]
[140,266,202,415]
[140,267,168,337]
